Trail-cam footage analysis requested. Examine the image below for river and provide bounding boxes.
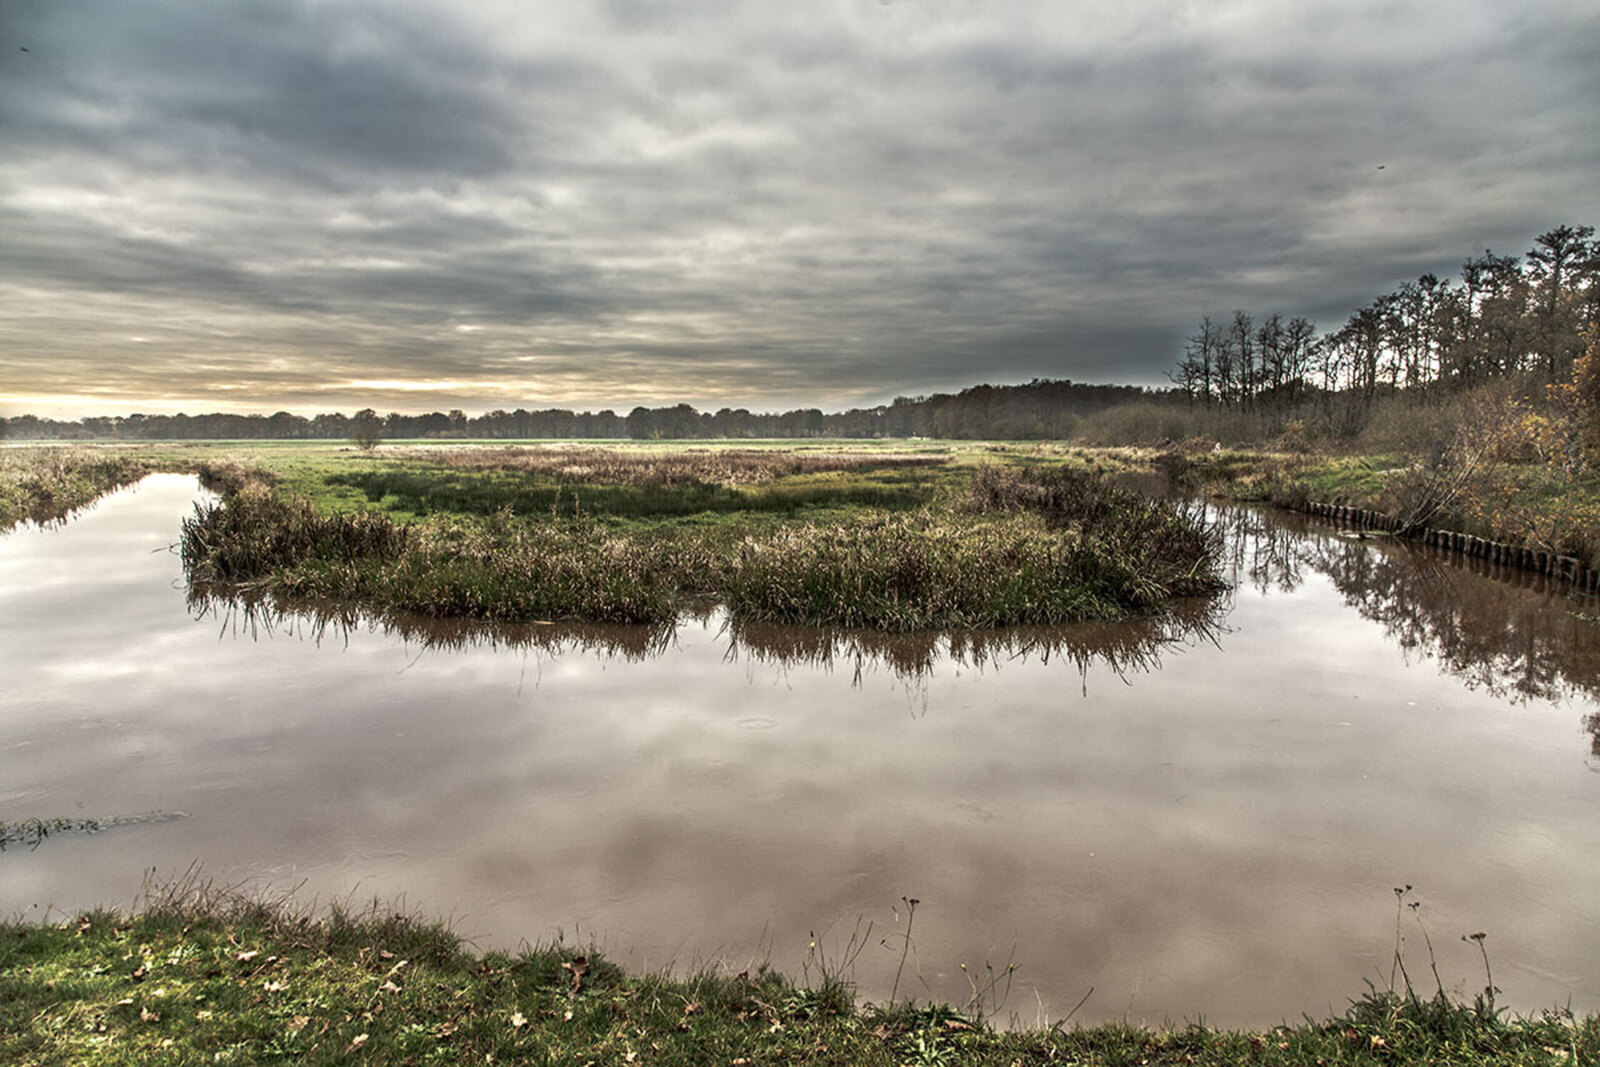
[1,473,1596,1027]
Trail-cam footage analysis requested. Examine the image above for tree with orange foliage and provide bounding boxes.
[1544,330,1600,469]
[1576,332,1600,465]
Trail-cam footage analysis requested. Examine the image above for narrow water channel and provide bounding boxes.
[2,473,1596,1027]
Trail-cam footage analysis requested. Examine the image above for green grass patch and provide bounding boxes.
[2,892,1593,1066]
[316,445,961,520]
[324,468,936,520]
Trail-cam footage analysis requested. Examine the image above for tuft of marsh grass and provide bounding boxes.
[726,466,1223,629]
[183,490,695,623]
[180,482,413,584]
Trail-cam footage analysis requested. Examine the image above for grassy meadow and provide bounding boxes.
[155,440,1224,629]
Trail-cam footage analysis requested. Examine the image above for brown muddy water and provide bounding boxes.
[2,473,1598,1027]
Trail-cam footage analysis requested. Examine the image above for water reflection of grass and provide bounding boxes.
[188,587,1225,693]
[3,886,1594,1065]
[189,587,680,662]
[722,597,1223,686]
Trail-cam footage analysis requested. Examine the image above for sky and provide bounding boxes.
[2,0,1598,419]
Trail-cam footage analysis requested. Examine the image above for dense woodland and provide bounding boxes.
[1169,224,1597,411]
[5,225,1594,445]
[1,379,1148,443]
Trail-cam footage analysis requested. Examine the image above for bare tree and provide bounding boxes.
[1171,315,1224,405]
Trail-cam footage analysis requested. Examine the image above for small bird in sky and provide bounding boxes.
[1376,164,1386,170]
[20,46,30,52]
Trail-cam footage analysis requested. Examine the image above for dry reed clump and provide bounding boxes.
[0,448,151,529]
[965,464,1222,580]
[357,518,681,622]
[180,483,413,583]
[726,465,1222,629]
[724,508,1217,631]
[723,515,1072,629]
[397,446,951,487]
[183,491,690,623]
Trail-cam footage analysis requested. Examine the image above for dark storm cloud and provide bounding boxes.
[1,0,1597,415]
[2,0,534,183]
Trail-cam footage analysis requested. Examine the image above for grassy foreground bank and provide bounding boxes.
[3,898,1593,1066]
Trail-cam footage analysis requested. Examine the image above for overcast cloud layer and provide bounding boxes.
[3,0,1597,417]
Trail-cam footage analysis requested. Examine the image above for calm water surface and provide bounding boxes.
[2,474,1597,1027]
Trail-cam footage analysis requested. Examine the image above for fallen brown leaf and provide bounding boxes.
[562,955,590,994]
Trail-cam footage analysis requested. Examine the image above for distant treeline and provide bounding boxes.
[2,378,1153,442]
[1170,224,1598,411]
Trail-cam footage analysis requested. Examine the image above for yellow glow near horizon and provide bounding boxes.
[341,379,486,393]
